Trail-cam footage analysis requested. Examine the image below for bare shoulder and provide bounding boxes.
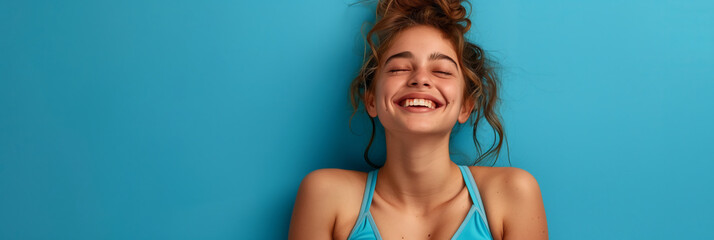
[289,168,367,240]
[467,166,547,239]
[299,168,367,195]
[468,166,541,194]
[293,168,367,214]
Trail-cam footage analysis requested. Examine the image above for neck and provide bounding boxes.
[376,130,463,210]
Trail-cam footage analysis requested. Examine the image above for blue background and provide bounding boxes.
[2,0,713,239]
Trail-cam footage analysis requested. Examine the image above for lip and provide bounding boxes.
[393,92,445,111]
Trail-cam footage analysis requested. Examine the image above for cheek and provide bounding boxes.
[375,79,401,108]
[442,82,466,105]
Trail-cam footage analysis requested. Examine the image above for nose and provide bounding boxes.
[407,68,432,88]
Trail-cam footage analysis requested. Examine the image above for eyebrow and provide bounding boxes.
[384,51,413,65]
[429,52,458,68]
[384,51,459,68]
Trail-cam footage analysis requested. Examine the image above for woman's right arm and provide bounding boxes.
[288,169,342,240]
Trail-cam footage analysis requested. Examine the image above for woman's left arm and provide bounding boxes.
[500,168,548,240]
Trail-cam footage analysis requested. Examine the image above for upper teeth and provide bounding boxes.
[402,98,435,109]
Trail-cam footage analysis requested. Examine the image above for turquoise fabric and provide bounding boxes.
[347,165,493,240]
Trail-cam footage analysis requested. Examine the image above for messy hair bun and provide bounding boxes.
[376,0,471,35]
[350,0,506,168]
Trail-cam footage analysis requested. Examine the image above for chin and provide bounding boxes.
[398,124,452,136]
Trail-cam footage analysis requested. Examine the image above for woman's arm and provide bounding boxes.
[288,169,341,240]
[500,168,548,239]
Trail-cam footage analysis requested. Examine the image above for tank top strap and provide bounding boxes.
[458,165,491,228]
[358,169,379,215]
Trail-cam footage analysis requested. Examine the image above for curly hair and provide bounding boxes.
[349,0,506,168]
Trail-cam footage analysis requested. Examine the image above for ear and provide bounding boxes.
[458,97,474,124]
[364,90,378,118]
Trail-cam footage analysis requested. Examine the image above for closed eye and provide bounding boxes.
[388,69,410,73]
[434,71,452,75]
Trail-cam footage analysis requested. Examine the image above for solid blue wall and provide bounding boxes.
[1,0,713,239]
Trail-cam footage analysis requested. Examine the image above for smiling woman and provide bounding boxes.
[288,0,547,239]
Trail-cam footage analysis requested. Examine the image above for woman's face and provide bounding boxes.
[366,25,473,136]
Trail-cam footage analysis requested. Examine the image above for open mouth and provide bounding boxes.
[394,93,444,112]
[399,98,437,109]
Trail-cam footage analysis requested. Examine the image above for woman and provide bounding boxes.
[289,0,547,239]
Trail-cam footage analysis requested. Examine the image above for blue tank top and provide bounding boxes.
[347,165,493,240]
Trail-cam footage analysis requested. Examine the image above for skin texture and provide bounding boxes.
[288,25,547,240]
